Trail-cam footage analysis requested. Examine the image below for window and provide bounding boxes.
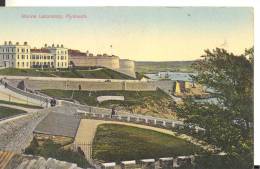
[22,55,24,59]
[27,62,29,67]
[22,62,24,67]
[44,56,46,59]
[48,56,50,59]
[58,62,59,67]
[27,55,28,59]
[62,62,63,66]
[57,56,59,60]
[61,56,64,60]
[17,55,19,59]
[17,62,20,67]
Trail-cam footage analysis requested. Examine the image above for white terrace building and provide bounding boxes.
[0,41,68,69]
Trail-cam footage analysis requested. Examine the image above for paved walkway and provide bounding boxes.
[74,119,215,160]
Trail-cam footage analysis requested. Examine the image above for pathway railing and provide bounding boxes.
[75,109,186,131]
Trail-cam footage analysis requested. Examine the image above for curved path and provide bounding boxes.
[74,119,215,160]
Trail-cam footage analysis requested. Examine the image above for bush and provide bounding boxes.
[25,138,91,168]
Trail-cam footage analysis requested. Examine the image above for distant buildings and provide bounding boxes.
[0,41,136,77]
[0,41,69,69]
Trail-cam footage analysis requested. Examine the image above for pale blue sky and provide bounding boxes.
[0,7,254,61]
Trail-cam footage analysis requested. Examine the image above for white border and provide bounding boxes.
[4,0,260,166]
[5,0,256,7]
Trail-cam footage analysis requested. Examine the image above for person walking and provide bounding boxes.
[111,107,116,118]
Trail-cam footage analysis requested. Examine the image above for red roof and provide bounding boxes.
[31,48,51,53]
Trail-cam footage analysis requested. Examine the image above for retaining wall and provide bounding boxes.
[3,77,158,91]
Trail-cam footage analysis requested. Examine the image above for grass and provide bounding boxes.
[40,89,170,107]
[0,68,135,79]
[0,100,43,109]
[39,89,175,119]
[92,124,205,163]
[0,106,27,119]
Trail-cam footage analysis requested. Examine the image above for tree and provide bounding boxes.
[176,48,253,168]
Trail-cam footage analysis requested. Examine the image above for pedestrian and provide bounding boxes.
[111,107,116,118]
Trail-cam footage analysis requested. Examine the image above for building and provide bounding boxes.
[69,49,136,77]
[0,41,68,69]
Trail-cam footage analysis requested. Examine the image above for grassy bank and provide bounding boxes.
[92,124,204,162]
[0,106,27,119]
[0,68,135,79]
[0,100,43,109]
[39,89,176,119]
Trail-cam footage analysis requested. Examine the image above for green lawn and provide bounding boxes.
[92,124,205,162]
[0,100,43,109]
[0,68,135,79]
[0,106,27,119]
[39,89,175,119]
[40,89,170,107]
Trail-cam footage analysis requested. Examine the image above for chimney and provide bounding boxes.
[61,44,64,48]
[24,41,28,45]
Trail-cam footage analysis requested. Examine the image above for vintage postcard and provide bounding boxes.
[0,6,254,169]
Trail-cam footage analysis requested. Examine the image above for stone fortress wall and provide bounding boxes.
[68,50,135,77]
[70,55,120,70]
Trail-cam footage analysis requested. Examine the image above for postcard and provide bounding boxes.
[0,7,254,169]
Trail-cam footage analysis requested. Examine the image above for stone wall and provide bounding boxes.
[5,77,158,91]
[70,55,120,70]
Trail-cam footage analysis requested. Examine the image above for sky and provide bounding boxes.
[0,7,254,61]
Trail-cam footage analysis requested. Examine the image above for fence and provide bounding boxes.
[75,110,184,131]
